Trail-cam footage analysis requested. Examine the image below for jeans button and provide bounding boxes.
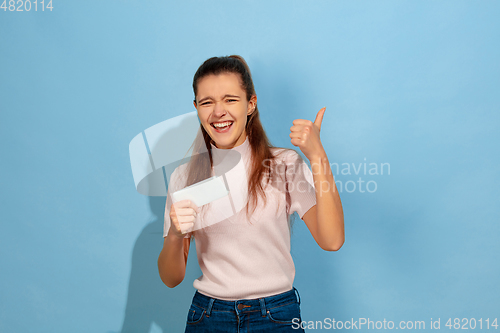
[237,304,244,310]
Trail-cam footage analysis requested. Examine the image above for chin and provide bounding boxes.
[213,140,233,148]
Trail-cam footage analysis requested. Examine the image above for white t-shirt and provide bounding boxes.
[163,136,316,300]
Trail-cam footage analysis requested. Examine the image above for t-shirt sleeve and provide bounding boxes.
[284,150,317,219]
[163,166,192,239]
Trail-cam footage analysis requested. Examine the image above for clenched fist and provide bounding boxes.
[168,199,200,238]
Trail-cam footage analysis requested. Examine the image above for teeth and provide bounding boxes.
[213,121,233,128]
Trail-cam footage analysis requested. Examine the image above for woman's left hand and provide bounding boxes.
[290,107,327,161]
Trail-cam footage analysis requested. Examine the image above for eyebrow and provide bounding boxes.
[197,94,241,104]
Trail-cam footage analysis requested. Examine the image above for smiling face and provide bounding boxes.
[194,72,257,149]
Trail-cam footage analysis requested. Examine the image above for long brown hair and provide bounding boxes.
[186,55,286,221]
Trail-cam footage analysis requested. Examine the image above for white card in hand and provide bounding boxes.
[171,176,229,207]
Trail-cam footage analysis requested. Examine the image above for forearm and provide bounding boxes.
[157,231,187,288]
[309,153,345,250]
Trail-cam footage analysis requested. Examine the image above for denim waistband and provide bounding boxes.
[192,288,301,317]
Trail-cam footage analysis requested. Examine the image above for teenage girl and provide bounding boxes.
[158,55,344,332]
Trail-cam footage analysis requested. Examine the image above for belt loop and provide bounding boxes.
[259,298,266,317]
[293,287,301,305]
[206,298,215,317]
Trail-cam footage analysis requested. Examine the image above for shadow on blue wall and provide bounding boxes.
[116,196,200,333]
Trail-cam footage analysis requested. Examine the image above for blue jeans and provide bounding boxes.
[184,287,305,332]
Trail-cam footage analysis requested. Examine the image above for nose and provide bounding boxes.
[213,101,227,118]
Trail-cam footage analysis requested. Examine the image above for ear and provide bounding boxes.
[193,100,197,109]
[247,95,257,115]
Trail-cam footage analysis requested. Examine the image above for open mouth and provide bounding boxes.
[211,121,234,132]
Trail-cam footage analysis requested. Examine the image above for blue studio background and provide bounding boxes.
[1,1,499,332]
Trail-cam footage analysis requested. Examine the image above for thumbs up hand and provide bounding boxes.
[289,107,327,161]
